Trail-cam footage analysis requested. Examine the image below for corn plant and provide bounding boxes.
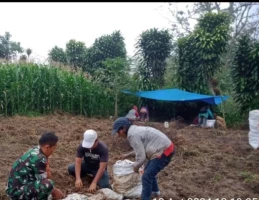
[0,63,114,117]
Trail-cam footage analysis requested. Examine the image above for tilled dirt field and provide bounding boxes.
[0,114,259,200]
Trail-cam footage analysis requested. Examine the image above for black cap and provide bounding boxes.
[112,117,132,135]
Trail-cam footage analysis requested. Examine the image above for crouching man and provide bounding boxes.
[6,131,65,200]
[68,130,110,193]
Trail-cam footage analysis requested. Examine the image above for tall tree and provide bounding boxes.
[48,46,67,65]
[26,48,32,62]
[135,28,172,89]
[93,57,130,117]
[66,39,87,71]
[231,34,259,112]
[175,12,231,93]
[166,2,259,75]
[85,30,127,74]
[167,2,259,40]
[0,32,23,61]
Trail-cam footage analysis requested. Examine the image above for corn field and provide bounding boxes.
[0,63,114,117]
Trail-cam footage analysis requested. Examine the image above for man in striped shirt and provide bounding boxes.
[112,117,175,200]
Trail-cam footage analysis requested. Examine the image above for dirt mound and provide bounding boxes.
[0,115,259,199]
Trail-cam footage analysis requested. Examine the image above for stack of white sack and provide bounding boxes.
[248,110,259,149]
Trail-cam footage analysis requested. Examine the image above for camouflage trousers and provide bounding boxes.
[6,179,54,200]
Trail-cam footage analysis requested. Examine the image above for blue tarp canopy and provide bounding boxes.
[122,88,228,105]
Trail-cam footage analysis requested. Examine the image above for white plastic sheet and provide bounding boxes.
[48,188,125,200]
[48,193,88,200]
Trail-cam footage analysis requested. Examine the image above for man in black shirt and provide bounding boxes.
[67,130,110,193]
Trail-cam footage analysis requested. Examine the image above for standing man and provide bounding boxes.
[6,131,65,200]
[67,129,110,193]
[112,117,175,200]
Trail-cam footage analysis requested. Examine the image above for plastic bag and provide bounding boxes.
[99,188,123,200]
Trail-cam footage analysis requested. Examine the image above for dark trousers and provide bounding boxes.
[67,163,110,188]
[141,152,174,200]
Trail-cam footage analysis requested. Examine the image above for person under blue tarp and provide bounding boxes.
[126,105,139,122]
[140,106,149,122]
[198,106,214,127]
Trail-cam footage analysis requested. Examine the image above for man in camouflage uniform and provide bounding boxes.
[6,131,64,200]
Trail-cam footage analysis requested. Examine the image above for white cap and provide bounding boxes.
[82,130,97,148]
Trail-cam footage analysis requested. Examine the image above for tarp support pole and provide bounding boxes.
[221,95,226,120]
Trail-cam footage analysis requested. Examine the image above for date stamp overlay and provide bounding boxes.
[153,198,258,200]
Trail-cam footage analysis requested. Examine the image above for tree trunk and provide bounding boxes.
[114,72,118,118]
[221,96,226,120]
[115,91,118,118]
[208,79,215,96]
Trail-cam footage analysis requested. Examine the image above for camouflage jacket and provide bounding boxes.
[6,145,50,193]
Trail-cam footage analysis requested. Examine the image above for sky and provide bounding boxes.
[0,2,191,63]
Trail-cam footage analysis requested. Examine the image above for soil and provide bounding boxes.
[0,114,259,200]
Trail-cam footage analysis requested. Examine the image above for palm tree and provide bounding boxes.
[26,48,32,62]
